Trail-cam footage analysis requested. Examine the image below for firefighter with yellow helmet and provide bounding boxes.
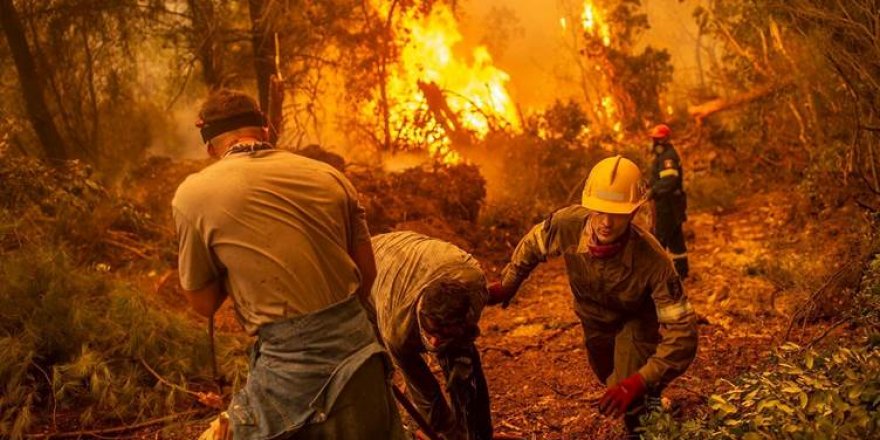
[489,155,698,436]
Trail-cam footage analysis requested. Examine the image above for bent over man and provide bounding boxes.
[490,155,698,437]
[173,89,404,439]
[648,124,689,279]
[370,231,492,440]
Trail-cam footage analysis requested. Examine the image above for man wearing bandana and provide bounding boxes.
[489,156,698,437]
[369,231,492,440]
[173,89,404,439]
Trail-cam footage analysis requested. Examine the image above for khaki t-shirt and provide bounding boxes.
[172,149,370,335]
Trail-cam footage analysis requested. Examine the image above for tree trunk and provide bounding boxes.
[187,0,221,88]
[688,79,795,121]
[248,0,275,112]
[267,74,284,145]
[0,0,69,162]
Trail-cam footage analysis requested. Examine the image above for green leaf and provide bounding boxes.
[782,383,801,394]
[710,395,738,416]
[798,391,808,409]
[775,401,795,415]
[847,387,863,401]
[757,398,780,412]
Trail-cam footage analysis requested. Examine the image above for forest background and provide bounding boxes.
[1,0,878,438]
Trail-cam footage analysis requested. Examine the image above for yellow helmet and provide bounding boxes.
[582,155,644,214]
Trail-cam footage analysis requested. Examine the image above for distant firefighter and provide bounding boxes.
[648,124,689,279]
[370,231,492,440]
[489,156,698,437]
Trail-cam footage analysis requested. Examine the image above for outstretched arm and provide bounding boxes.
[493,215,564,305]
[350,240,380,331]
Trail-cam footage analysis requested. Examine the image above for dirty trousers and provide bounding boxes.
[653,209,688,279]
[229,296,405,439]
[582,318,662,435]
[286,356,406,439]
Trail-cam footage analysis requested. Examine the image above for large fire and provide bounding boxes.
[366,2,520,164]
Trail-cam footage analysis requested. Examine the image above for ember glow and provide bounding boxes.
[367,2,520,164]
[580,2,611,47]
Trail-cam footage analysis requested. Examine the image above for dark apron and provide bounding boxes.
[229,295,386,440]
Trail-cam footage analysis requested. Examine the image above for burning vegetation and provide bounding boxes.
[1,0,880,439]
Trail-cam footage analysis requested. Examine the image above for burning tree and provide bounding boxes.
[559,0,673,133]
[347,1,521,164]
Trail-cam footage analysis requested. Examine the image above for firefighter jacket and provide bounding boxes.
[650,142,687,223]
[500,206,697,388]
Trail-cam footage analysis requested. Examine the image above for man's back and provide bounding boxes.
[370,231,486,351]
[173,150,369,334]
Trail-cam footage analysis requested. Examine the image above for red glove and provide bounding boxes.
[598,373,647,417]
[487,281,514,307]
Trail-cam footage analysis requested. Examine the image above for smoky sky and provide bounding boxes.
[458,0,706,110]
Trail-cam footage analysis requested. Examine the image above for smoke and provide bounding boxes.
[457,0,707,112]
[147,101,206,160]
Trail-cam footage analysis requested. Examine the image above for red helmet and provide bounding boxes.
[650,124,671,139]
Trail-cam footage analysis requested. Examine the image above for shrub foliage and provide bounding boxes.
[0,246,248,437]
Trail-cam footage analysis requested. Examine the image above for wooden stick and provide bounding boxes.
[31,362,57,431]
[25,409,203,438]
[804,318,849,349]
[391,383,442,440]
[139,358,201,399]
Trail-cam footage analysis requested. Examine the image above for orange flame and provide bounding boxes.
[367,2,519,164]
[580,2,611,47]
[560,1,621,135]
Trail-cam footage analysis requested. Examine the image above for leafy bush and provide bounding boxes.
[0,246,247,438]
[0,146,166,266]
[642,343,879,439]
[643,252,880,439]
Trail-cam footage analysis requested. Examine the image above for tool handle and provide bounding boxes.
[390,383,442,440]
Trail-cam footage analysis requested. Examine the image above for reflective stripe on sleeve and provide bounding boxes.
[657,298,695,323]
[659,169,680,178]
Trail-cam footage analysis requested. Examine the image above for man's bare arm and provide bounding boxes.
[182,280,228,318]
[350,240,381,340]
[351,240,377,302]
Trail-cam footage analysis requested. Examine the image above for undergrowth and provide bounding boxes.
[641,253,880,439]
[642,342,879,439]
[0,246,248,438]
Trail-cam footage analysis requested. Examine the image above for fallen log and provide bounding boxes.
[688,79,795,122]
